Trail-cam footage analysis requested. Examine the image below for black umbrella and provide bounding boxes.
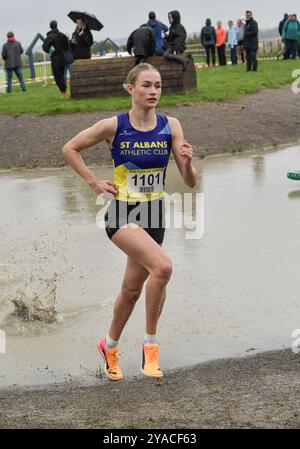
[68,11,103,31]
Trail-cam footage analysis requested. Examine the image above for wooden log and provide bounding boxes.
[70,55,197,99]
[71,71,183,87]
[71,77,184,95]
[71,77,183,89]
[71,62,183,78]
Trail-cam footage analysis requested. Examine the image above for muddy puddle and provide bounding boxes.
[0,145,300,387]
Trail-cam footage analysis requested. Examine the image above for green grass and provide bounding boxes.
[0,59,299,116]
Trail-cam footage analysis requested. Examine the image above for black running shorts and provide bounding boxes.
[104,197,165,245]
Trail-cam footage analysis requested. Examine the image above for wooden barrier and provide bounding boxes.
[70,55,197,99]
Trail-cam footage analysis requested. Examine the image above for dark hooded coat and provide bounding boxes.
[200,19,216,46]
[164,10,187,53]
[127,24,156,57]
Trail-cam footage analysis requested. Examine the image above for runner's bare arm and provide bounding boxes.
[168,117,197,188]
[62,117,118,196]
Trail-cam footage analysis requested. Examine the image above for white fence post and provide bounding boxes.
[33,60,52,83]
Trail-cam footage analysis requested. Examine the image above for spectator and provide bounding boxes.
[64,32,74,85]
[283,14,300,59]
[161,10,190,70]
[278,13,289,58]
[127,24,156,66]
[70,18,93,60]
[147,11,168,51]
[236,19,245,63]
[244,10,259,71]
[1,31,26,93]
[278,13,289,37]
[201,18,216,67]
[215,20,227,66]
[227,20,238,65]
[42,20,69,97]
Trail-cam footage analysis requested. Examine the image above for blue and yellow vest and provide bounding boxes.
[111,113,172,202]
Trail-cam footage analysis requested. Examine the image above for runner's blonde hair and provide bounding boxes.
[123,63,161,91]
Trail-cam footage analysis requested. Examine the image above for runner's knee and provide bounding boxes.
[153,259,172,283]
[121,284,143,303]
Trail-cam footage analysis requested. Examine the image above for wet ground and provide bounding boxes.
[1,145,300,389]
[1,349,300,429]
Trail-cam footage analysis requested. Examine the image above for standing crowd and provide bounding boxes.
[42,18,94,98]
[127,10,259,72]
[200,10,259,71]
[2,9,300,94]
[1,16,94,97]
[278,13,300,59]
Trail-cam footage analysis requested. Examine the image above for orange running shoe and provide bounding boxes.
[97,337,123,381]
[141,343,163,378]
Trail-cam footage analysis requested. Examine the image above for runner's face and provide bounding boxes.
[130,70,162,109]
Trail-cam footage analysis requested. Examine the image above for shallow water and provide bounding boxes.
[0,145,300,387]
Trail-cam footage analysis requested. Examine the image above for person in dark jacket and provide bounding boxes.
[70,18,94,60]
[278,13,289,37]
[127,24,156,66]
[282,14,292,58]
[1,31,26,93]
[63,32,74,84]
[43,20,69,96]
[243,10,259,72]
[162,10,190,70]
[201,18,217,67]
[148,11,168,51]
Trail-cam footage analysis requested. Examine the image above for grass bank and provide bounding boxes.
[0,59,299,116]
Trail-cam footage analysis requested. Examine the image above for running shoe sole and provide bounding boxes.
[141,367,163,378]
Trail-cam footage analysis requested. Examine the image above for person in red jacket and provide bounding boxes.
[215,20,227,66]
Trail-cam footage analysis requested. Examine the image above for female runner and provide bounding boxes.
[62,63,197,380]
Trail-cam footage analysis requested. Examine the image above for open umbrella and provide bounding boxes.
[68,11,103,31]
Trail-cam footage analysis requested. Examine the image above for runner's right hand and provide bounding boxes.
[89,179,118,197]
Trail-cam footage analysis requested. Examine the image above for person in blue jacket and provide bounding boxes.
[147,11,168,51]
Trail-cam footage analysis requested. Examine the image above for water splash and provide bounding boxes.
[0,264,63,335]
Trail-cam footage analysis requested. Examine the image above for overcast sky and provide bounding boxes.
[1,0,299,46]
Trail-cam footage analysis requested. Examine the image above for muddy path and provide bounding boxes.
[1,85,300,169]
[1,349,300,429]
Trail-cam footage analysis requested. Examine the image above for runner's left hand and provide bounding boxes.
[179,140,193,168]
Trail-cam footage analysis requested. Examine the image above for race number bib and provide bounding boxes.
[127,168,165,194]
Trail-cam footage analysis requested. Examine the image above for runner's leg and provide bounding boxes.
[108,256,149,341]
[146,242,167,326]
[111,225,172,336]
